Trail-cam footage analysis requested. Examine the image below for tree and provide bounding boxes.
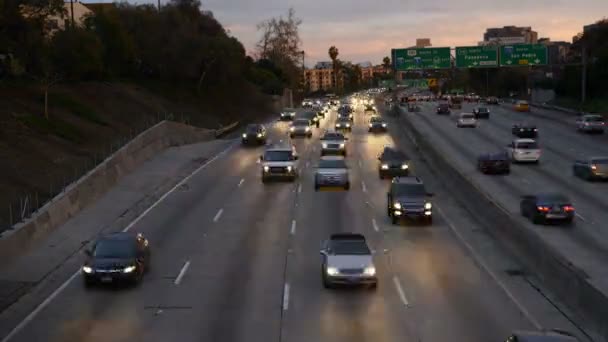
[382,56,391,73]
[328,46,339,89]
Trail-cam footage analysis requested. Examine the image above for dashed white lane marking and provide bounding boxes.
[435,205,543,329]
[1,142,236,342]
[372,218,379,232]
[358,160,362,168]
[213,208,224,223]
[361,181,367,193]
[393,276,410,307]
[283,283,290,311]
[174,261,191,285]
[290,220,297,235]
[298,184,302,193]
[305,161,310,168]
[575,213,586,222]
[238,178,244,187]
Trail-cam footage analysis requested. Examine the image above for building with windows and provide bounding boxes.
[480,26,538,46]
[416,38,432,48]
[304,64,344,92]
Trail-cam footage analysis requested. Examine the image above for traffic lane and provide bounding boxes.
[4,121,293,342]
[397,107,608,293]
[282,133,415,342]
[357,121,536,341]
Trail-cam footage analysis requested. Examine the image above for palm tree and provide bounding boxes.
[382,56,391,73]
[328,46,339,89]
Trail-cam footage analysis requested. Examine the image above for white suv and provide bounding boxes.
[260,144,299,183]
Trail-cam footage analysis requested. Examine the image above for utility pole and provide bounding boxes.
[581,44,587,105]
[158,0,161,12]
[70,0,75,28]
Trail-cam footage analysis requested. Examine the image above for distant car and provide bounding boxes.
[320,233,377,289]
[314,156,350,190]
[457,113,477,128]
[473,107,490,119]
[576,114,605,134]
[408,103,420,112]
[241,124,267,145]
[573,157,608,181]
[515,100,530,112]
[486,96,499,105]
[364,104,377,113]
[386,176,433,225]
[260,144,299,182]
[512,123,538,138]
[297,110,320,127]
[378,147,410,179]
[505,330,580,342]
[520,193,575,225]
[302,99,313,108]
[320,131,347,156]
[368,116,387,133]
[507,139,541,163]
[82,232,150,287]
[280,108,296,121]
[436,103,451,115]
[335,117,352,132]
[290,119,313,138]
[477,152,510,174]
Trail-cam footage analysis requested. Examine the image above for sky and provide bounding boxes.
[187,0,605,65]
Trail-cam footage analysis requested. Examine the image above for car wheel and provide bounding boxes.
[343,151,347,157]
[290,134,294,138]
[314,184,320,191]
[83,278,94,288]
[391,215,399,225]
[532,214,543,225]
[344,182,350,190]
[320,151,325,156]
[369,282,378,290]
[262,176,268,184]
[563,217,574,225]
[426,216,433,225]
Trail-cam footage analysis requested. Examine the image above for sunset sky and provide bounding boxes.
[199,0,605,65]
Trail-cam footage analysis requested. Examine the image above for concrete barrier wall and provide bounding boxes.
[394,105,608,338]
[0,121,216,263]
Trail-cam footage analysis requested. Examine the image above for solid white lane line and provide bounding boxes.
[361,181,367,193]
[290,220,297,235]
[283,283,290,311]
[298,184,302,193]
[1,143,236,342]
[435,205,543,329]
[372,218,379,232]
[393,276,409,307]
[213,209,224,222]
[238,178,244,187]
[174,261,191,285]
[575,213,586,222]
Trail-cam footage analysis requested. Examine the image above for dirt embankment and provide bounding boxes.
[0,81,274,230]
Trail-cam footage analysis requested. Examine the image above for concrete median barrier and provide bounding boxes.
[394,105,608,338]
[0,121,216,264]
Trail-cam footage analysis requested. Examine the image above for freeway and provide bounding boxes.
[0,102,585,341]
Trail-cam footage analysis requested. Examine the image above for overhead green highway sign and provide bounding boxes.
[392,47,451,70]
[455,46,498,68]
[499,44,547,66]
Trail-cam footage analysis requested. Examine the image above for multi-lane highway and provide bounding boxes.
[0,101,587,342]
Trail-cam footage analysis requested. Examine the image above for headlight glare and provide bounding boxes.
[286,166,292,172]
[263,166,270,172]
[123,266,136,273]
[290,127,295,132]
[305,127,311,131]
[381,164,389,170]
[326,267,339,276]
[394,202,402,209]
[82,266,93,274]
[363,266,376,276]
[257,133,262,138]
[425,202,432,210]
[401,164,408,170]
[322,143,328,148]
[339,143,345,148]
[382,123,387,127]
[242,133,247,138]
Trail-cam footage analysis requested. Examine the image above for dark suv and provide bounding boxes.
[436,103,450,115]
[386,177,433,225]
[378,147,409,179]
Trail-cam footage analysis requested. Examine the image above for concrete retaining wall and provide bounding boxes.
[394,105,608,338]
[0,121,216,263]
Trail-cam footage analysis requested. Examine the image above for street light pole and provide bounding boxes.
[70,0,75,28]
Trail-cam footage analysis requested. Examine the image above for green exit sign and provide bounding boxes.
[392,48,451,70]
[455,46,498,68]
[500,44,547,66]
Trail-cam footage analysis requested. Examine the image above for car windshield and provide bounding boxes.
[264,150,293,161]
[393,184,426,197]
[293,119,309,126]
[538,194,570,203]
[370,117,383,122]
[478,108,489,112]
[318,159,346,169]
[461,114,474,119]
[337,118,350,123]
[246,125,260,133]
[517,142,539,149]
[93,239,136,258]
[329,241,370,255]
[322,133,344,140]
[586,116,604,122]
[592,159,608,164]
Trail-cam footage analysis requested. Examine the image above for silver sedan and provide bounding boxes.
[314,156,350,190]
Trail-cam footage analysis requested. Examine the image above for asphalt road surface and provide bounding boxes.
[1,103,586,342]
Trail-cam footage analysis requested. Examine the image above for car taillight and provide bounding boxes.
[537,206,550,212]
[563,205,575,212]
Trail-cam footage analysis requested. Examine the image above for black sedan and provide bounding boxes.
[82,232,151,287]
[573,157,608,181]
[378,147,410,179]
[241,124,267,145]
[368,116,387,133]
[512,123,538,138]
[436,103,450,115]
[520,193,575,225]
[473,107,490,119]
[477,152,510,174]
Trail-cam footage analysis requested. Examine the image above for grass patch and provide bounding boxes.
[17,114,84,143]
[50,92,109,126]
[552,97,608,113]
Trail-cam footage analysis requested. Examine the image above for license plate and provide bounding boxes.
[546,214,565,219]
[100,276,113,283]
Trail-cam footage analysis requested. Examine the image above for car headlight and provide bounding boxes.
[290,127,295,132]
[242,133,247,138]
[257,133,262,138]
[381,164,389,170]
[263,166,270,172]
[286,166,292,172]
[346,124,351,127]
[123,265,136,273]
[394,202,402,209]
[305,127,311,131]
[382,123,387,127]
[363,266,376,276]
[336,124,341,127]
[369,123,373,128]
[322,143,328,148]
[339,143,345,148]
[401,164,408,170]
[82,266,93,274]
[314,117,319,121]
[326,267,339,276]
[424,202,432,210]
